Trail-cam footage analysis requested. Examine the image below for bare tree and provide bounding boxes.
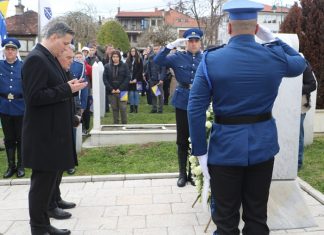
[50,3,99,46]
[173,0,226,47]
[137,24,178,47]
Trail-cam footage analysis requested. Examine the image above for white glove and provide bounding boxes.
[256,25,276,42]
[166,38,188,49]
[197,153,210,212]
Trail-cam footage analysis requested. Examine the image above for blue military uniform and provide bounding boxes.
[0,59,24,115]
[0,37,25,178]
[154,29,203,111]
[187,1,306,234]
[154,28,203,187]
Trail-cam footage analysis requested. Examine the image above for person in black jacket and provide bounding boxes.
[298,60,317,170]
[103,50,131,124]
[126,47,143,113]
[21,22,87,235]
[145,45,166,113]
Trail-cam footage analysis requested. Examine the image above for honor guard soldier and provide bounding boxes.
[154,28,203,187]
[0,38,25,178]
[187,0,306,234]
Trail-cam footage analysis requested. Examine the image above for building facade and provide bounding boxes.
[115,8,199,47]
[5,1,38,58]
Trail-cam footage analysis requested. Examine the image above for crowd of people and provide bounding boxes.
[0,0,317,234]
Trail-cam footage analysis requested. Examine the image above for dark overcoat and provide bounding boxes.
[21,43,77,171]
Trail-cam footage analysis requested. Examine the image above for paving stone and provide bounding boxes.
[124,179,151,188]
[271,230,288,234]
[0,185,9,193]
[134,227,168,235]
[181,192,199,203]
[134,186,171,195]
[10,178,30,185]
[153,193,182,203]
[103,181,124,188]
[117,194,152,205]
[103,206,128,217]
[0,180,11,186]
[83,182,104,190]
[147,214,198,227]
[80,195,116,206]
[5,221,30,235]
[194,224,217,235]
[70,206,105,218]
[303,193,322,206]
[0,199,28,209]
[172,202,203,213]
[171,185,197,194]
[129,204,171,215]
[117,215,146,229]
[61,176,91,183]
[0,220,13,234]
[96,187,134,197]
[65,189,97,198]
[196,212,213,226]
[307,204,324,217]
[168,226,196,235]
[0,209,29,220]
[75,217,118,230]
[83,229,133,235]
[51,218,78,230]
[151,178,177,186]
[59,182,86,191]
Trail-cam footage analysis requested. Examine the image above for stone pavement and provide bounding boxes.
[0,178,323,235]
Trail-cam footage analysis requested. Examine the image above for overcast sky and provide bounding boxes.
[7,0,297,17]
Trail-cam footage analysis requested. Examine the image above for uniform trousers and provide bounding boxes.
[29,170,59,233]
[0,113,23,149]
[175,108,190,149]
[209,157,274,235]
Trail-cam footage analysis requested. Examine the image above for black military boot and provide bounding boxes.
[134,105,138,113]
[130,105,134,113]
[16,144,25,178]
[187,161,195,186]
[177,146,187,187]
[3,148,16,178]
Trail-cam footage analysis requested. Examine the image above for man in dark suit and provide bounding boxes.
[21,22,87,235]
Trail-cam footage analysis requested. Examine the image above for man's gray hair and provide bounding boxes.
[43,21,75,39]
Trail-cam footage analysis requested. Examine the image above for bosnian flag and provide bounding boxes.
[151,85,161,96]
[0,12,7,59]
[39,0,53,34]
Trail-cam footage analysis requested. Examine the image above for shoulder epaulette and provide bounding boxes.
[261,39,280,47]
[204,44,226,53]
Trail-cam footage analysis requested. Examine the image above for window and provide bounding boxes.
[28,40,35,51]
[177,18,181,22]
[19,40,27,52]
[151,19,156,26]
[133,35,137,43]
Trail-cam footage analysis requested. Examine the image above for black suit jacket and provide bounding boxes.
[21,43,77,171]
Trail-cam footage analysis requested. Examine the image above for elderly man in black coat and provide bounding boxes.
[21,22,87,235]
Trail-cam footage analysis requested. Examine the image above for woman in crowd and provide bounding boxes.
[103,50,130,124]
[126,47,143,113]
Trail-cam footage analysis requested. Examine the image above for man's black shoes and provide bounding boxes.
[48,208,71,220]
[57,200,76,209]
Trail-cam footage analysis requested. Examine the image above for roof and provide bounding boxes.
[116,11,163,18]
[164,9,198,28]
[261,4,289,13]
[6,10,38,36]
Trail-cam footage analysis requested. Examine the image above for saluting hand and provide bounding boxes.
[68,79,88,93]
[256,25,275,43]
[166,38,188,49]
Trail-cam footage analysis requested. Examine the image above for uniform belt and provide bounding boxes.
[214,112,272,125]
[0,93,23,100]
[178,83,192,89]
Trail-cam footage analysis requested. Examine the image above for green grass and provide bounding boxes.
[298,136,324,193]
[101,95,176,124]
[0,141,178,178]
